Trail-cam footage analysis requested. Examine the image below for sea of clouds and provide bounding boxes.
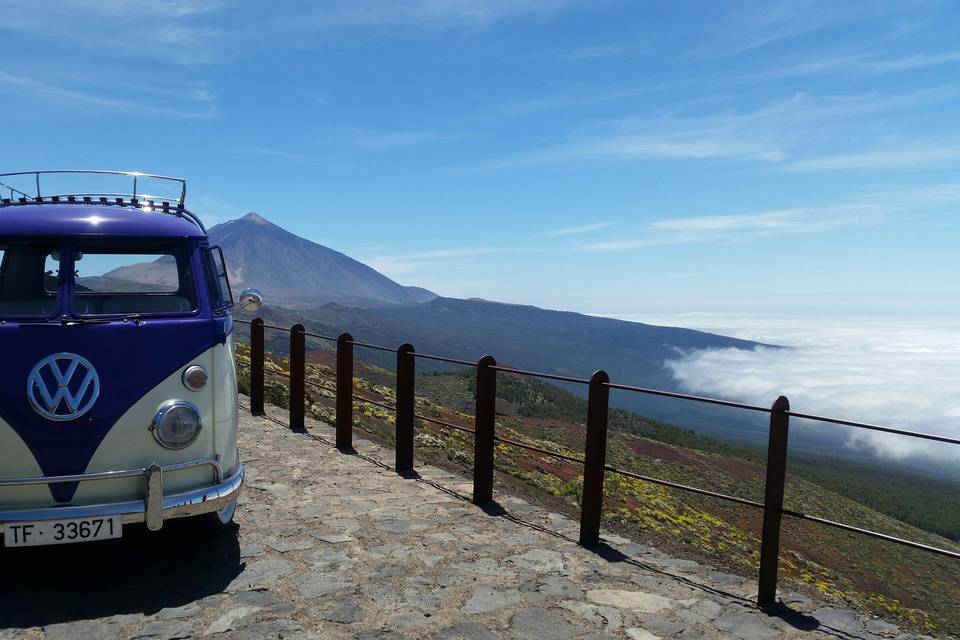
[619,313,960,464]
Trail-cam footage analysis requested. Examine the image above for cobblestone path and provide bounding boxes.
[0,398,929,640]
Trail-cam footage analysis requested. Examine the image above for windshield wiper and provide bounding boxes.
[2,317,60,324]
[62,314,149,325]
[5,315,147,326]
[61,317,113,325]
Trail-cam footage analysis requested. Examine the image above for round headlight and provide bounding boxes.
[182,365,208,391]
[150,401,202,449]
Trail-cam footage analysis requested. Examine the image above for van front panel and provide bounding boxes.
[0,318,228,504]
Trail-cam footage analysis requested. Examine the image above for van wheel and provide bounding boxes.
[197,499,238,535]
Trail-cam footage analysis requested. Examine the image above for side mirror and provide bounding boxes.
[238,288,263,312]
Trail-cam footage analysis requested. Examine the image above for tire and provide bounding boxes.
[196,498,238,535]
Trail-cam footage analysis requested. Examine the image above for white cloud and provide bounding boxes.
[578,182,960,252]
[700,0,902,57]
[479,83,677,121]
[650,210,848,233]
[481,92,884,168]
[544,222,612,237]
[288,0,572,30]
[227,148,351,169]
[657,313,960,463]
[555,41,649,61]
[334,127,455,152]
[786,144,960,172]
[363,246,504,277]
[496,112,788,166]
[0,0,225,64]
[394,247,503,260]
[0,70,218,118]
[579,206,873,251]
[2,0,222,21]
[582,131,786,163]
[477,86,959,171]
[741,49,960,81]
[4,0,573,69]
[857,49,960,73]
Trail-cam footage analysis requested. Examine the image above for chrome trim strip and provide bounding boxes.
[0,465,244,533]
[0,458,222,487]
[0,468,146,486]
[164,459,224,483]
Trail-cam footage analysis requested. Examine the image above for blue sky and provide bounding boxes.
[2,0,958,317]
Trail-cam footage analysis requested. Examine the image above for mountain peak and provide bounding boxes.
[207,215,437,308]
[241,212,271,225]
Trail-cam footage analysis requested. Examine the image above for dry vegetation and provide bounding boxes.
[234,343,960,636]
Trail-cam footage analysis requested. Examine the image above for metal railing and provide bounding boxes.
[0,170,187,207]
[234,317,960,609]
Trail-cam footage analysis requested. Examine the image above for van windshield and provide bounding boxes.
[0,239,61,318]
[71,241,198,316]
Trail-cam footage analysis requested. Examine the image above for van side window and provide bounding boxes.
[205,246,233,311]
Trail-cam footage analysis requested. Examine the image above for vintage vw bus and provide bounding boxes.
[0,170,260,547]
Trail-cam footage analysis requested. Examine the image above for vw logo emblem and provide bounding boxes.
[26,353,100,422]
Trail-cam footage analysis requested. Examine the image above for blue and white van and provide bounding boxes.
[0,170,260,547]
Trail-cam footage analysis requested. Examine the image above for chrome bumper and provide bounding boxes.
[0,459,244,533]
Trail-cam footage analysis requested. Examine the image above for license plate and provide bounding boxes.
[3,516,122,547]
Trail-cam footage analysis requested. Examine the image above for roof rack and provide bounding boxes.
[0,170,205,233]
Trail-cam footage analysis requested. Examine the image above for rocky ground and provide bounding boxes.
[0,398,934,640]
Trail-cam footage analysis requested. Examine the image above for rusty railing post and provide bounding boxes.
[250,318,264,415]
[758,395,791,609]
[396,344,416,474]
[580,370,610,546]
[473,355,497,504]
[289,324,305,432]
[336,333,354,450]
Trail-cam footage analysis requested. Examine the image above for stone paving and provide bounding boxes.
[0,398,932,640]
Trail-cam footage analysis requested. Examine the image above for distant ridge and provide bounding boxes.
[207,213,437,308]
[211,213,789,444]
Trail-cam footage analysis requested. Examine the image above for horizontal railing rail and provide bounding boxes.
[355,396,396,412]
[349,339,398,353]
[307,380,336,394]
[491,365,591,385]
[233,316,960,608]
[414,352,478,367]
[416,412,476,435]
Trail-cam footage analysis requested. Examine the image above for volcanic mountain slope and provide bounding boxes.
[207,213,436,308]
[237,298,772,443]
[216,211,774,439]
